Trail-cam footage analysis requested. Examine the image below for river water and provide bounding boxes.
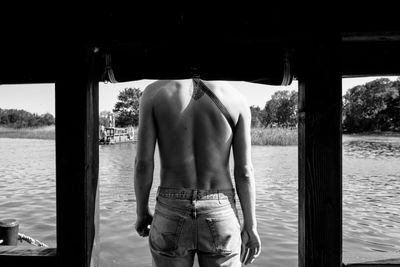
[0,135,399,266]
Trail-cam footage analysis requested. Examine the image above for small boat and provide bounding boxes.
[99,127,135,145]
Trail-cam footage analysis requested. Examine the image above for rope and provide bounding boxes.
[18,233,48,247]
[281,50,292,86]
[101,54,118,84]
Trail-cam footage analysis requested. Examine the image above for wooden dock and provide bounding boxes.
[345,258,400,266]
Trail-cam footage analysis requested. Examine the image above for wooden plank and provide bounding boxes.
[346,259,400,267]
[0,247,56,256]
[2,38,400,85]
[341,41,400,77]
[55,45,99,267]
[0,246,56,266]
[346,264,400,267]
[344,255,400,266]
[297,33,342,267]
[346,265,400,267]
[2,5,400,42]
[342,32,400,42]
[88,48,100,267]
[0,255,57,266]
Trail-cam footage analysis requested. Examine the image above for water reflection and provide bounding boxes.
[0,139,56,247]
[342,135,400,263]
[1,134,399,266]
[98,136,400,266]
[99,144,298,267]
[344,135,400,159]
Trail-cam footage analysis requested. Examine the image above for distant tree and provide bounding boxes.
[288,91,298,127]
[99,110,112,127]
[262,90,297,127]
[0,108,9,125]
[250,106,263,127]
[342,78,399,132]
[40,113,55,126]
[0,108,55,128]
[380,78,400,131]
[113,88,142,127]
[262,101,276,127]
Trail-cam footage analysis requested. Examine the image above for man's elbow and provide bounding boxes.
[234,165,254,183]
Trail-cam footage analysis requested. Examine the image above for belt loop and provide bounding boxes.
[218,191,221,204]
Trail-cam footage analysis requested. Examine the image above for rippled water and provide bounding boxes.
[1,136,399,266]
[342,135,400,263]
[0,139,56,247]
[98,144,298,267]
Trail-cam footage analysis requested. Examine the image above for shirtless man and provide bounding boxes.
[134,78,261,266]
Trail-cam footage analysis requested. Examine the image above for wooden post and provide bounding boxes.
[297,33,342,267]
[55,45,99,267]
[0,219,19,246]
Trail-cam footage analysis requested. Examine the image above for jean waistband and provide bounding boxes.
[157,186,235,200]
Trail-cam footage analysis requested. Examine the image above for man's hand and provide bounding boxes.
[240,228,261,265]
[135,212,153,237]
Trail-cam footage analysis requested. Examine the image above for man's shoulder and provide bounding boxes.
[141,80,172,104]
[205,80,249,108]
[143,80,189,96]
[142,80,166,95]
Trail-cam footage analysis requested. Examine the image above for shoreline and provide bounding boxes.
[343,131,400,137]
[1,126,399,144]
[0,126,55,140]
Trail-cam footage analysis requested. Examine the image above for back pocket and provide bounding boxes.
[206,213,241,255]
[149,210,184,252]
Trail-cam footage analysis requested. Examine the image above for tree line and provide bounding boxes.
[251,77,400,133]
[251,90,298,128]
[103,77,400,133]
[343,78,400,133]
[0,108,55,128]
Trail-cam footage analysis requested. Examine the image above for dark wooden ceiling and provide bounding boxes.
[1,4,399,84]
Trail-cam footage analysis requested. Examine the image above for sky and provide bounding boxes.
[0,76,398,116]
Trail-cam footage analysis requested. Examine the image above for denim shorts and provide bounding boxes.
[149,187,242,267]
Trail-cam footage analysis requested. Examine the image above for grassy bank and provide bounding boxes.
[344,131,400,137]
[0,125,298,144]
[0,125,55,140]
[251,127,297,146]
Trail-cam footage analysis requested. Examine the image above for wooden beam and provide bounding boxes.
[2,37,400,85]
[345,264,400,267]
[0,247,56,256]
[104,41,293,85]
[0,246,56,265]
[0,255,57,266]
[0,42,57,84]
[342,32,400,42]
[344,257,400,266]
[87,48,100,267]
[297,33,342,267]
[341,41,400,77]
[55,45,99,267]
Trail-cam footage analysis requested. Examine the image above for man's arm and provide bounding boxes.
[134,86,157,237]
[232,101,261,265]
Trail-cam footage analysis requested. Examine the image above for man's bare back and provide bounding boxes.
[142,79,243,189]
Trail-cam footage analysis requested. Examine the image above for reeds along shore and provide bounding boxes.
[251,127,298,146]
[0,126,298,145]
[0,125,55,140]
